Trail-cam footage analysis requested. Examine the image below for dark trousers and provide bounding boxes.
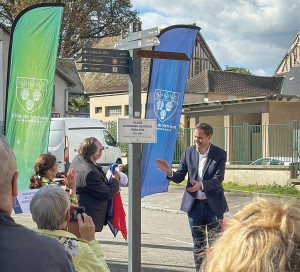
[188,200,222,272]
[85,207,107,232]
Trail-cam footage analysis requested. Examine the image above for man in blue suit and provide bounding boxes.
[156,123,228,271]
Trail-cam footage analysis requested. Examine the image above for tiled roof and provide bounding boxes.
[56,58,84,93]
[281,65,300,96]
[182,95,300,109]
[186,70,284,97]
[77,36,150,94]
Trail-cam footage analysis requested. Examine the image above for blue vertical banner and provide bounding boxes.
[141,25,200,197]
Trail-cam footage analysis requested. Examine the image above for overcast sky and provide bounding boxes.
[131,0,300,76]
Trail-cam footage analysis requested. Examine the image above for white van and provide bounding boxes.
[48,118,122,177]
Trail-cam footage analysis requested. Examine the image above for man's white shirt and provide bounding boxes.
[195,144,210,200]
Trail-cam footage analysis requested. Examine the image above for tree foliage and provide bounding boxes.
[0,0,139,57]
[68,95,88,113]
[225,66,253,75]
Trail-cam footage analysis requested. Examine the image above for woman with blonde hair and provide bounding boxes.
[201,198,300,272]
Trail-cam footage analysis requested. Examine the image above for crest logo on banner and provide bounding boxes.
[154,89,179,122]
[16,77,48,113]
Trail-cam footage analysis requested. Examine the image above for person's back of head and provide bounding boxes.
[78,137,99,160]
[201,198,300,272]
[29,153,56,189]
[30,185,69,230]
[0,135,17,213]
[0,136,75,271]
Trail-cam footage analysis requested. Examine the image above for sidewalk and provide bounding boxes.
[98,184,291,272]
[121,184,185,214]
[12,184,294,272]
[120,183,296,217]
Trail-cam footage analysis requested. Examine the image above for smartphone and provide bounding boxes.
[69,206,85,222]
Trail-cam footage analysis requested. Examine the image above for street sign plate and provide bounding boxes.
[115,37,160,50]
[117,118,157,143]
[77,48,130,58]
[115,27,159,48]
[78,64,130,74]
[129,27,159,41]
[77,55,130,66]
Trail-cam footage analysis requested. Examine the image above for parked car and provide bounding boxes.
[48,118,122,177]
[251,157,300,178]
[250,157,299,166]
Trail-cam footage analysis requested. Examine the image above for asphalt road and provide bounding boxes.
[12,185,288,272]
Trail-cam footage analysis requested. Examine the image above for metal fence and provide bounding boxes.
[174,121,299,163]
[174,121,299,177]
[105,120,299,169]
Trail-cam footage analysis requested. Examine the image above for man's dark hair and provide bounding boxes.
[195,123,213,136]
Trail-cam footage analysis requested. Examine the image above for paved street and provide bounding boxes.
[12,184,288,271]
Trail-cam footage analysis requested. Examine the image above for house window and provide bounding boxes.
[106,106,121,117]
[95,107,102,114]
[124,105,129,116]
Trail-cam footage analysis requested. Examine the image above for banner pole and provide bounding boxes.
[5,3,64,189]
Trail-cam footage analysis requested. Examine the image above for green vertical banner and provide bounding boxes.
[5,4,64,190]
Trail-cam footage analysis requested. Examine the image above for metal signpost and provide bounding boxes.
[117,22,142,272]
[114,24,191,272]
[77,22,191,271]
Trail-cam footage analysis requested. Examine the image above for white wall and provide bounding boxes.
[53,74,69,117]
[0,28,9,126]
[225,165,294,186]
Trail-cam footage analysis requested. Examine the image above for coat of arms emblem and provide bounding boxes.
[154,89,179,122]
[16,77,48,113]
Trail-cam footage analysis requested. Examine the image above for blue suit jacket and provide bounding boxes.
[169,144,228,216]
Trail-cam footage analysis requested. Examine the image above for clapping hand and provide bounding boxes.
[62,168,77,193]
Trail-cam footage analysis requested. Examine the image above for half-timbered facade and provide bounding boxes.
[274,30,300,76]
[188,32,221,78]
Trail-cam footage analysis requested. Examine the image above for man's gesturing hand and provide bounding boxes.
[186,180,202,192]
[156,159,172,176]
